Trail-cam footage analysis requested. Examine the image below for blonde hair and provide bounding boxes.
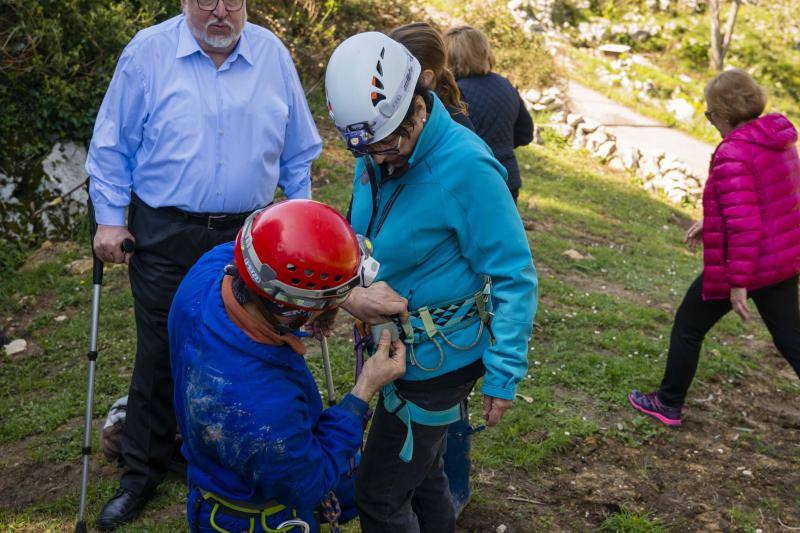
[389,22,468,115]
[704,69,767,127]
[443,26,495,79]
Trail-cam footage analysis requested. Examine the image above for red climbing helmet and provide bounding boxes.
[234,200,378,311]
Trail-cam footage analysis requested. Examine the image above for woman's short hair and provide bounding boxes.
[704,69,767,127]
[443,26,495,79]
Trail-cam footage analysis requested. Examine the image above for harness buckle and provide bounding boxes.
[207,214,228,230]
[385,396,407,416]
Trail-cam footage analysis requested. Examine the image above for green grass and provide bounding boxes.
[602,507,670,533]
[0,106,792,530]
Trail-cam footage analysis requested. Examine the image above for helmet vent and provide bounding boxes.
[320,273,330,280]
[380,47,385,59]
[307,282,316,289]
[304,269,314,277]
[286,264,297,271]
[291,278,301,285]
[334,275,342,282]
[376,60,383,77]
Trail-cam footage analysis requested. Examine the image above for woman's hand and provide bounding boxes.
[684,219,704,251]
[730,287,750,321]
[482,395,513,427]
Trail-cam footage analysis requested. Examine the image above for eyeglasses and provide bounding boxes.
[196,0,244,12]
[365,135,403,157]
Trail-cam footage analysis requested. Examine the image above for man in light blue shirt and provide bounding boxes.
[86,1,322,529]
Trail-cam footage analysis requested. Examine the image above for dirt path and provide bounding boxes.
[567,81,716,180]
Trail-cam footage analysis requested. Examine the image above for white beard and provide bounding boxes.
[184,6,246,51]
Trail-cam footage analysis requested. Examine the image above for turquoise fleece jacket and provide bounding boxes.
[349,94,538,400]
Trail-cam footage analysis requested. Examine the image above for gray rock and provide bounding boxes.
[619,147,642,170]
[608,157,626,171]
[552,123,575,139]
[585,130,610,152]
[4,339,27,356]
[550,110,568,124]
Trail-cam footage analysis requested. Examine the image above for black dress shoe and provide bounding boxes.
[96,488,153,530]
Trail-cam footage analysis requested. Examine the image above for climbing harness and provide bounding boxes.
[353,279,494,463]
[399,278,494,372]
[199,490,310,533]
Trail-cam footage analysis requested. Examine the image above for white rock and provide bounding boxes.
[562,249,586,261]
[619,147,642,170]
[4,339,27,356]
[523,88,542,104]
[666,188,688,204]
[566,113,585,128]
[585,130,610,152]
[608,157,626,171]
[55,315,68,322]
[572,132,587,150]
[595,140,617,160]
[539,95,556,106]
[666,98,695,123]
[496,526,508,533]
[531,103,549,113]
[552,123,575,139]
[679,74,693,84]
[577,119,600,135]
[550,110,568,124]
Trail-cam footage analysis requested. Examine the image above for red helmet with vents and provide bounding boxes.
[234,200,378,311]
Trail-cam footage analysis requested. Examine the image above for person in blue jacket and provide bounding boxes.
[169,200,406,532]
[325,33,538,531]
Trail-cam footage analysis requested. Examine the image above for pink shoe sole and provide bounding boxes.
[628,393,682,427]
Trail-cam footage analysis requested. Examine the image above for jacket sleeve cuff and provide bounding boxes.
[480,382,516,401]
[337,393,371,422]
[94,204,128,227]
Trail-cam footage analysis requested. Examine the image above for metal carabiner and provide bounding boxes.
[276,519,311,533]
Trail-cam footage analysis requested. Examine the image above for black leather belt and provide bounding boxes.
[164,206,251,230]
[131,193,253,230]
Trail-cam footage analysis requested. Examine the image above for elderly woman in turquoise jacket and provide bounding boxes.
[326,33,538,532]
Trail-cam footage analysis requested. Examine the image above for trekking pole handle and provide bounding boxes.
[121,238,135,254]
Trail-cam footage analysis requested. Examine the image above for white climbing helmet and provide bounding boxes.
[325,32,421,155]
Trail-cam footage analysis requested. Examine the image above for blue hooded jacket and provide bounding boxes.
[349,93,538,401]
[169,242,368,529]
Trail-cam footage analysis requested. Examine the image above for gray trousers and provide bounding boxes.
[356,379,475,533]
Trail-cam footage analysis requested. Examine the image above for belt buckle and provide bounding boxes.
[207,214,227,230]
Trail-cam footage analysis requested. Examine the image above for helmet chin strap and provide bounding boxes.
[246,287,310,335]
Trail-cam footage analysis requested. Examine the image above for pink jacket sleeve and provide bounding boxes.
[714,145,762,288]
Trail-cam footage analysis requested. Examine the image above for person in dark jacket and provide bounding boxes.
[444,25,534,203]
[389,22,474,131]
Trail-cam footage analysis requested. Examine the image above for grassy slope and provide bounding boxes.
[567,1,800,144]
[1,117,799,531]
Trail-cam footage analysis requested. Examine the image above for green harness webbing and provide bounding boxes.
[200,490,304,533]
[382,382,463,463]
[399,279,493,372]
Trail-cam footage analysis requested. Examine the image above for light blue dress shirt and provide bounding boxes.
[86,15,322,226]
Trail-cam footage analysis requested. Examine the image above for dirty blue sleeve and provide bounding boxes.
[443,156,538,400]
[230,382,367,510]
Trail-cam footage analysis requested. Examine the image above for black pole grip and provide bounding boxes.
[87,186,104,286]
[121,239,135,254]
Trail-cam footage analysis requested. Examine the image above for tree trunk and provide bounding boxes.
[709,0,742,71]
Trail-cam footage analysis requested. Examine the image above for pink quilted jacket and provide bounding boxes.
[702,113,800,300]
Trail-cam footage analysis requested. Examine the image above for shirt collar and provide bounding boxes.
[175,16,253,67]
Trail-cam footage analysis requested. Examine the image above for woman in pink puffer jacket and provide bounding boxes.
[629,69,800,426]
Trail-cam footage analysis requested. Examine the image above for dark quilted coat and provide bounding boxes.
[702,113,800,300]
[457,73,533,190]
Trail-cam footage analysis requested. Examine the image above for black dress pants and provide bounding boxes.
[120,198,241,494]
[356,377,476,533]
[659,274,800,407]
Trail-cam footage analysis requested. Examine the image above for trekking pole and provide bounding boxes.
[320,338,336,406]
[76,196,134,533]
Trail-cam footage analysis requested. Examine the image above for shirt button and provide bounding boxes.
[218,160,224,166]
